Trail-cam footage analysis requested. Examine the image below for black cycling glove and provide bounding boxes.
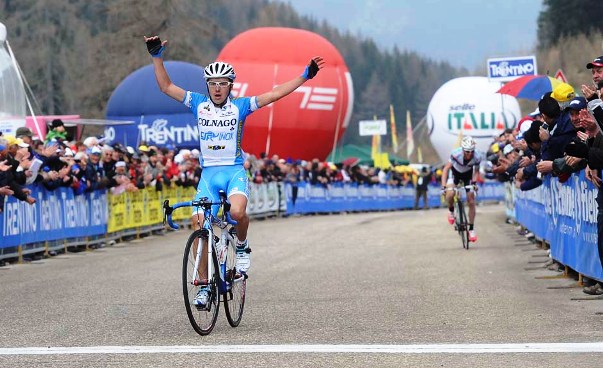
[146,37,164,58]
[301,59,320,79]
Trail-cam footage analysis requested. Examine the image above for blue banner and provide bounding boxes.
[285,182,504,215]
[1,187,108,248]
[514,172,602,281]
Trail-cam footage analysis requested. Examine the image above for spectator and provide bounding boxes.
[15,126,34,145]
[414,166,430,210]
[578,56,603,294]
[516,120,544,191]
[285,162,301,207]
[536,92,576,175]
[85,146,108,192]
[551,97,589,182]
[0,137,36,208]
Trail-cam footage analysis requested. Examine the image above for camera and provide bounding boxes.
[597,80,603,90]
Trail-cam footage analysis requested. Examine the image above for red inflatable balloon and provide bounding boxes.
[217,27,353,161]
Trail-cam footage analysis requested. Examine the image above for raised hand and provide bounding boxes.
[581,84,598,100]
[302,56,325,80]
[144,36,167,58]
[0,185,14,196]
[0,160,10,172]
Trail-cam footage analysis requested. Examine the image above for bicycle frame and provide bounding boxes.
[445,184,476,249]
[163,193,238,293]
[163,192,247,335]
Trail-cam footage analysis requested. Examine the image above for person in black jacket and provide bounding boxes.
[536,93,576,176]
[414,166,430,210]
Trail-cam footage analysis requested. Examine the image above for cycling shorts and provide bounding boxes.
[447,167,473,188]
[193,165,249,216]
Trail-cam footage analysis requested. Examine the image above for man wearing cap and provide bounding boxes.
[516,120,544,191]
[109,161,137,194]
[535,93,576,175]
[4,136,33,185]
[84,146,108,192]
[0,137,36,208]
[15,126,33,144]
[547,97,590,182]
[582,56,603,102]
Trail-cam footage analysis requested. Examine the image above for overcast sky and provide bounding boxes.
[282,0,544,70]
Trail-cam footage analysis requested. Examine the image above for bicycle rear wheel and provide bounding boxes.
[223,234,246,327]
[456,200,469,250]
[183,229,220,335]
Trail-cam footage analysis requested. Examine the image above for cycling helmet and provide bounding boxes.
[203,61,236,81]
[460,136,476,152]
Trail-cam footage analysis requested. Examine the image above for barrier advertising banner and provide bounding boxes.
[1,187,107,248]
[514,173,602,281]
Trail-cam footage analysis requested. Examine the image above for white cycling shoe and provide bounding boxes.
[235,240,251,274]
[468,230,477,242]
[193,287,209,309]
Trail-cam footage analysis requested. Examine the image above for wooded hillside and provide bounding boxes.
[1,0,463,147]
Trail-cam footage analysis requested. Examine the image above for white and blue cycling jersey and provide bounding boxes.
[449,147,482,174]
[183,91,259,167]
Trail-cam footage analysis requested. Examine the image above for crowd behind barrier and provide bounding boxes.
[480,61,603,295]
[510,172,603,281]
[1,180,506,261]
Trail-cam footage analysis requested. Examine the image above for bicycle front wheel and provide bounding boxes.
[223,235,246,327]
[183,229,220,335]
[456,201,469,250]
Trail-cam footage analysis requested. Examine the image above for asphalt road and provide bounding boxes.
[1,204,602,367]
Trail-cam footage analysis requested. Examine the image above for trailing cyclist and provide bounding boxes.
[441,136,482,242]
[145,35,324,307]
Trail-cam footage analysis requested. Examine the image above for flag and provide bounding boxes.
[371,115,381,159]
[417,146,423,163]
[454,129,463,148]
[374,152,391,169]
[406,110,414,159]
[371,134,381,159]
[390,105,398,153]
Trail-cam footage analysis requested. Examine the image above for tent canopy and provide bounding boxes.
[326,144,409,166]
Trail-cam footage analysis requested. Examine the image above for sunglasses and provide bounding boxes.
[207,81,233,88]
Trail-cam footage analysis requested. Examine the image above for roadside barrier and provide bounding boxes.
[1,181,505,262]
[283,181,505,214]
[511,172,602,281]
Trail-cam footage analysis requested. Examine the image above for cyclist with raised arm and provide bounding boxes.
[441,136,482,242]
[145,35,324,307]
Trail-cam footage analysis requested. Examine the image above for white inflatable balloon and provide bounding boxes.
[427,76,521,162]
[0,22,6,44]
[0,22,27,136]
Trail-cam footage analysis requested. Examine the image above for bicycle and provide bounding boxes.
[444,183,476,250]
[163,190,247,336]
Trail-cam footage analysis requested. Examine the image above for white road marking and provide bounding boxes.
[1,343,603,355]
